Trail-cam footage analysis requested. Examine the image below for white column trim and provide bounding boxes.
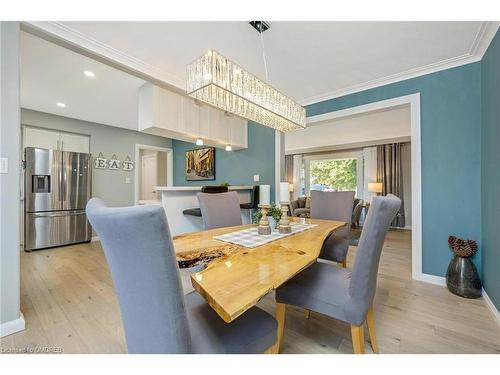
[0,313,25,338]
[274,130,281,203]
[409,94,423,282]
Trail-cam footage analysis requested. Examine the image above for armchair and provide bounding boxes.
[290,196,310,217]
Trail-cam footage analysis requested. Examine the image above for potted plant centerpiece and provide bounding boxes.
[253,203,282,230]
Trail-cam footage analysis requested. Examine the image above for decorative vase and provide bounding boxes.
[267,216,277,231]
[446,235,482,299]
[446,256,482,298]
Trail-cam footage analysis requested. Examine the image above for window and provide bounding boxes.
[309,158,358,192]
[302,151,364,197]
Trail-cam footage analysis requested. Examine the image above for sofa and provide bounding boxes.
[290,196,311,217]
[291,195,364,227]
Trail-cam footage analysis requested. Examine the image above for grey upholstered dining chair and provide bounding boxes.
[275,194,401,354]
[197,191,243,230]
[311,190,355,268]
[351,199,363,228]
[183,185,229,217]
[86,198,277,354]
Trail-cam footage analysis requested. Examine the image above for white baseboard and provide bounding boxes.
[414,272,447,286]
[415,276,500,328]
[0,313,25,338]
[91,236,100,242]
[482,288,500,328]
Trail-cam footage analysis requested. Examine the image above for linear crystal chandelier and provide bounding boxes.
[186,48,306,132]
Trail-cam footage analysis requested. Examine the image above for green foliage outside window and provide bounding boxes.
[310,159,357,191]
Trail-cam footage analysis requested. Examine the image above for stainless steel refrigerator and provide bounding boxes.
[24,147,92,251]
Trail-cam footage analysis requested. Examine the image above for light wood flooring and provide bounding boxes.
[1,229,499,354]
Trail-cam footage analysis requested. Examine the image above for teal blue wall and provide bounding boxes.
[307,63,482,277]
[481,30,500,311]
[173,121,276,199]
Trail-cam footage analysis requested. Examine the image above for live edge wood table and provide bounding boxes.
[173,217,347,353]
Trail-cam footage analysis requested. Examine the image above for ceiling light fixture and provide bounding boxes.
[83,70,95,77]
[186,22,306,132]
[56,102,66,108]
[225,112,233,151]
[195,100,204,146]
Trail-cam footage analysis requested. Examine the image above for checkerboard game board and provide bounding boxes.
[213,223,317,248]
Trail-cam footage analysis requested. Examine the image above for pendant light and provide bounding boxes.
[225,112,232,151]
[186,22,306,132]
[195,100,204,146]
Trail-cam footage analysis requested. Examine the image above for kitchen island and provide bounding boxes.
[156,186,254,236]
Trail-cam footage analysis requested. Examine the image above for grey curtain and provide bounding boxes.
[377,143,406,227]
[285,154,294,184]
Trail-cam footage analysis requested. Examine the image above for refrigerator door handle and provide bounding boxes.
[25,210,91,250]
[31,210,85,218]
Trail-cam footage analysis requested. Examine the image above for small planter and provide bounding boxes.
[267,216,277,231]
[252,204,282,231]
[446,236,482,299]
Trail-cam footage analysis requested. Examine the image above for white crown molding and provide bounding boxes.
[23,21,499,109]
[469,21,500,57]
[300,21,500,106]
[23,21,186,93]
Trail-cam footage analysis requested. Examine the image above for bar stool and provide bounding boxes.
[182,185,229,217]
[239,185,259,222]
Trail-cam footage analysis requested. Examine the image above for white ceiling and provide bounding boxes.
[20,31,146,130]
[20,21,497,132]
[285,105,411,153]
[37,21,496,105]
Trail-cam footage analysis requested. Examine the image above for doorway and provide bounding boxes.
[134,144,173,204]
[304,93,423,282]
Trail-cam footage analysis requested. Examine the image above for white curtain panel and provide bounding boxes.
[292,154,303,199]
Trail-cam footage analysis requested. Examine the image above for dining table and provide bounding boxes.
[172,217,347,353]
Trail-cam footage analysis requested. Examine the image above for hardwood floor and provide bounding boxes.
[1,229,499,354]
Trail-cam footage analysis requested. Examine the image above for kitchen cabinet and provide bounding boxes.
[227,114,248,148]
[23,126,90,153]
[139,83,248,150]
[23,126,59,150]
[182,97,210,139]
[208,106,226,142]
[59,132,91,153]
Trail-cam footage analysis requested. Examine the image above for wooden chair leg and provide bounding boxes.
[304,309,310,319]
[350,324,365,354]
[366,305,379,353]
[271,303,286,354]
[264,345,276,354]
